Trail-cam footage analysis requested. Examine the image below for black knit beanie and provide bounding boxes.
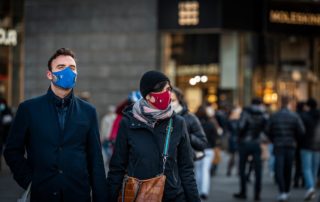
[139,70,170,98]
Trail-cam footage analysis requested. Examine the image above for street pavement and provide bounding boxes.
[0,152,314,202]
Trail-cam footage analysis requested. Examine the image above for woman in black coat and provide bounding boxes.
[106,71,200,202]
[171,87,207,161]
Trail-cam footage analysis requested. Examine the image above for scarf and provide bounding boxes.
[132,98,173,128]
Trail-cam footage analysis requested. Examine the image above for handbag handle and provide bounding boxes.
[162,118,173,174]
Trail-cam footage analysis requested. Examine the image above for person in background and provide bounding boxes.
[294,101,307,188]
[106,71,200,202]
[300,98,320,201]
[171,87,207,161]
[108,90,141,148]
[0,97,13,171]
[4,48,107,201]
[226,106,242,176]
[195,105,219,200]
[100,105,116,166]
[266,96,305,202]
[233,98,268,202]
[78,91,91,102]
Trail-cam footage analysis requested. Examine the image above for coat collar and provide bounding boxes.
[47,87,74,108]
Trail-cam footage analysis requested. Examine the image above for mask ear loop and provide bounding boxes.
[51,71,58,83]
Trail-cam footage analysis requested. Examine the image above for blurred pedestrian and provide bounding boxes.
[0,97,13,171]
[226,106,242,176]
[300,98,320,201]
[266,96,305,201]
[233,98,268,202]
[195,105,219,200]
[171,87,207,161]
[106,70,200,202]
[100,105,116,166]
[4,48,107,201]
[294,101,307,188]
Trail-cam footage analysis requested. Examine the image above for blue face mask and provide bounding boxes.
[52,67,77,89]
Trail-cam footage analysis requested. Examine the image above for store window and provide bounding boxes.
[162,33,220,112]
[0,0,24,108]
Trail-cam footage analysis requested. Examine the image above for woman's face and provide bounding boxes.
[146,83,172,110]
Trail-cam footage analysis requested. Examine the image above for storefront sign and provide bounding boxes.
[158,0,220,31]
[178,1,199,26]
[176,64,219,76]
[270,10,320,26]
[266,1,320,34]
[0,28,17,46]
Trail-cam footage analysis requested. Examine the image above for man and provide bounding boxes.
[4,48,107,202]
[266,96,305,202]
[299,98,320,201]
[233,98,267,202]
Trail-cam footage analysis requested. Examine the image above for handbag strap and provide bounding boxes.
[162,118,173,174]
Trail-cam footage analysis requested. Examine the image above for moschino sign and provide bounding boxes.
[0,28,17,46]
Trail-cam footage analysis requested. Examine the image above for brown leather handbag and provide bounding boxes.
[118,118,173,202]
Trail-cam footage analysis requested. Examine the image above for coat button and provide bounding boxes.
[58,169,63,174]
[53,192,58,196]
[59,147,63,151]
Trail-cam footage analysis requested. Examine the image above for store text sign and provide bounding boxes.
[0,28,17,46]
[270,10,320,26]
[266,1,320,34]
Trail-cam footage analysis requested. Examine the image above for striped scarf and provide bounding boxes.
[132,98,173,128]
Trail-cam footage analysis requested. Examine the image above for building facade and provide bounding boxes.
[2,0,320,117]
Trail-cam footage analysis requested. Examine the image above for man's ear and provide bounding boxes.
[46,70,53,80]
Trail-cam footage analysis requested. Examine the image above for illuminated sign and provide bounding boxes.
[270,10,320,26]
[177,64,219,76]
[0,28,17,46]
[178,1,199,26]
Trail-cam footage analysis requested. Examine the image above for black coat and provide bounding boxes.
[238,105,267,143]
[177,107,207,152]
[106,107,200,202]
[300,109,320,151]
[266,108,305,149]
[4,89,107,202]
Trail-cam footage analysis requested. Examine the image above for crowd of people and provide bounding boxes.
[2,48,320,202]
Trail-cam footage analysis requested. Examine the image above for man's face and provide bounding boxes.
[47,55,77,81]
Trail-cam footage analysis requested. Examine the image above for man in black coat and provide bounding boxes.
[4,48,107,202]
[266,96,305,202]
[233,98,268,202]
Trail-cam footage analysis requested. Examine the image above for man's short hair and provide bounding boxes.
[47,48,76,71]
[281,96,290,108]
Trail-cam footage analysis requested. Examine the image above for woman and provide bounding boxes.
[195,105,219,200]
[106,71,200,202]
[171,87,207,161]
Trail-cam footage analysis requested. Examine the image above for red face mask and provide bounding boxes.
[149,90,171,110]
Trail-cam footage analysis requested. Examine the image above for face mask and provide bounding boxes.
[149,90,171,110]
[52,67,77,89]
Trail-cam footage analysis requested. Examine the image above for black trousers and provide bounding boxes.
[274,147,295,193]
[238,142,262,196]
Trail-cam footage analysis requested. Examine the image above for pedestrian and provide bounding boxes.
[233,98,268,202]
[106,70,200,202]
[171,87,207,161]
[294,101,306,188]
[0,97,13,171]
[4,48,107,202]
[226,106,242,176]
[266,96,305,202]
[300,98,320,201]
[195,105,219,200]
